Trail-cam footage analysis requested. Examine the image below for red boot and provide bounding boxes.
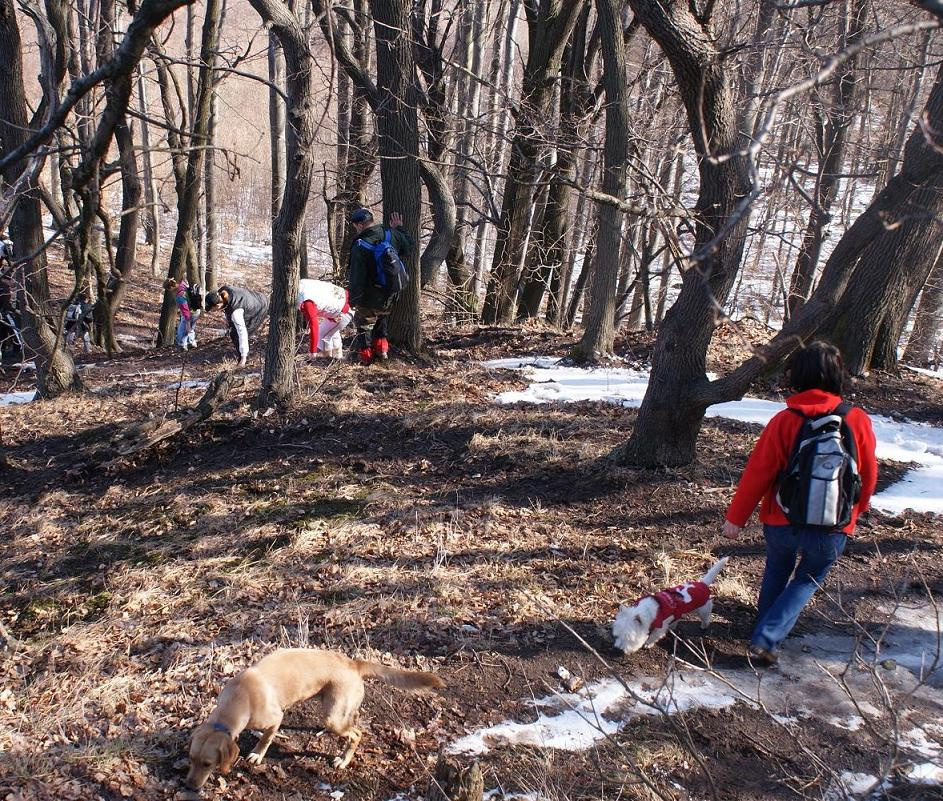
[372,337,389,360]
[358,345,373,365]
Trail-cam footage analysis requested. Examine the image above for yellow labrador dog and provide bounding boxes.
[186,648,444,790]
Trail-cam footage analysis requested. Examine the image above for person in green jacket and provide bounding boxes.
[347,207,413,365]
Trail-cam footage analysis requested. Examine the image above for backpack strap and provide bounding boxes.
[832,402,859,465]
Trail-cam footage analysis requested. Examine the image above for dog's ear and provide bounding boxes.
[218,737,239,774]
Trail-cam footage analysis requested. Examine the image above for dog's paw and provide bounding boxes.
[246,753,264,765]
[332,755,352,770]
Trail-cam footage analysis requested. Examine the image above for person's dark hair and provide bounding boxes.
[205,290,221,308]
[787,340,846,395]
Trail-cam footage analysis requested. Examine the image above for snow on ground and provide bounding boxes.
[0,391,36,406]
[450,602,943,790]
[484,359,943,516]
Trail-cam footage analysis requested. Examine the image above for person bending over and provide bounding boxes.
[298,278,352,360]
[205,285,269,366]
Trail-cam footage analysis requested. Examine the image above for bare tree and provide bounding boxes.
[572,0,630,361]
[0,0,80,396]
[481,0,587,324]
[156,0,224,346]
[247,0,318,406]
[902,253,943,366]
[612,0,752,466]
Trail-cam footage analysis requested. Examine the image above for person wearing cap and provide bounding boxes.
[297,278,352,359]
[204,285,269,366]
[347,207,413,364]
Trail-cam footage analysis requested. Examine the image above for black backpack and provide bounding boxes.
[357,229,409,296]
[186,283,204,310]
[776,403,862,529]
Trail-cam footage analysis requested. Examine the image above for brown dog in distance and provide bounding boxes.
[186,648,444,790]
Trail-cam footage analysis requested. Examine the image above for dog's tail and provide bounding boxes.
[700,556,729,585]
[356,660,445,692]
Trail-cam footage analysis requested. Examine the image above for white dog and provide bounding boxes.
[612,557,729,654]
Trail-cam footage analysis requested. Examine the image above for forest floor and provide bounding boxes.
[1,262,942,801]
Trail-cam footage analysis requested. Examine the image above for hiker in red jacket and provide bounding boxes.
[722,341,878,665]
[297,278,352,359]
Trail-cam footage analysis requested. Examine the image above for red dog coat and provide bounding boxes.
[646,581,711,630]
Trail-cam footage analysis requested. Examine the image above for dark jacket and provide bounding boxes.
[222,285,269,333]
[347,224,414,310]
[221,285,269,359]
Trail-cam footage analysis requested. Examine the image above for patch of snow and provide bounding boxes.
[218,239,271,265]
[450,603,943,771]
[1,390,36,406]
[485,359,943,516]
[906,761,943,784]
[905,365,943,380]
[823,772,883,800]
[167,380,209,390]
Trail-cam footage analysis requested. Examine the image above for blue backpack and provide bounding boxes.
[357,229,409,296]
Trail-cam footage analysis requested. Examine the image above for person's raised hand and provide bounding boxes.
[389,211,403,229]
[722,520,742,540]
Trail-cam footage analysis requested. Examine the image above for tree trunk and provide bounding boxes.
[786,0,866,316]
[564,220,597,329]
[205,88,218,290]
[0,0,81,396]
[248,0,318,407]
[156,0,223,346]
[268,31,286,219]
[902,250,943,366]
[818,63,943,375]
[472,0,521,294]
[370,0,423,352]
[137,68,161,278]
[572,0,629,361]
[549,145,596,326]
[481,0,587,324]
[95,0,141,356]
[614,0,752,467]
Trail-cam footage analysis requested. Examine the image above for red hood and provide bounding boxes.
[785,389,843,416]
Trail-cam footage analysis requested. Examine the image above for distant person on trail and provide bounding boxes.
[65,290,95,353]
[0,230,24,363]
[722,341,878,666]
[298,278,352,360]
[347,208,413,365]
[205,285,269,367]
[165,277,203,351]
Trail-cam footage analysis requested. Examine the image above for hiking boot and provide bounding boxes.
[358,345,373,365]
[372,337,389,360]
[748,644,778,666]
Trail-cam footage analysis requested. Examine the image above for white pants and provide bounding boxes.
[318,312,352,358]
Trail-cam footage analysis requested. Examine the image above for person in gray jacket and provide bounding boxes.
[205,285,269,366]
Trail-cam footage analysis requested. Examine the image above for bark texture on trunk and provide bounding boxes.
[0,0,80,396]
[370,0,423,352]
[787,0,866,316]
[481,0,587,324]
[572,0,629,361]
[248,0,318,406]
[156,0,221,346]
[902,252,943,366]
[817,63,943,375]
[614,0,752,466]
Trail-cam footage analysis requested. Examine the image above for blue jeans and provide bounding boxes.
[752,524,847,652]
